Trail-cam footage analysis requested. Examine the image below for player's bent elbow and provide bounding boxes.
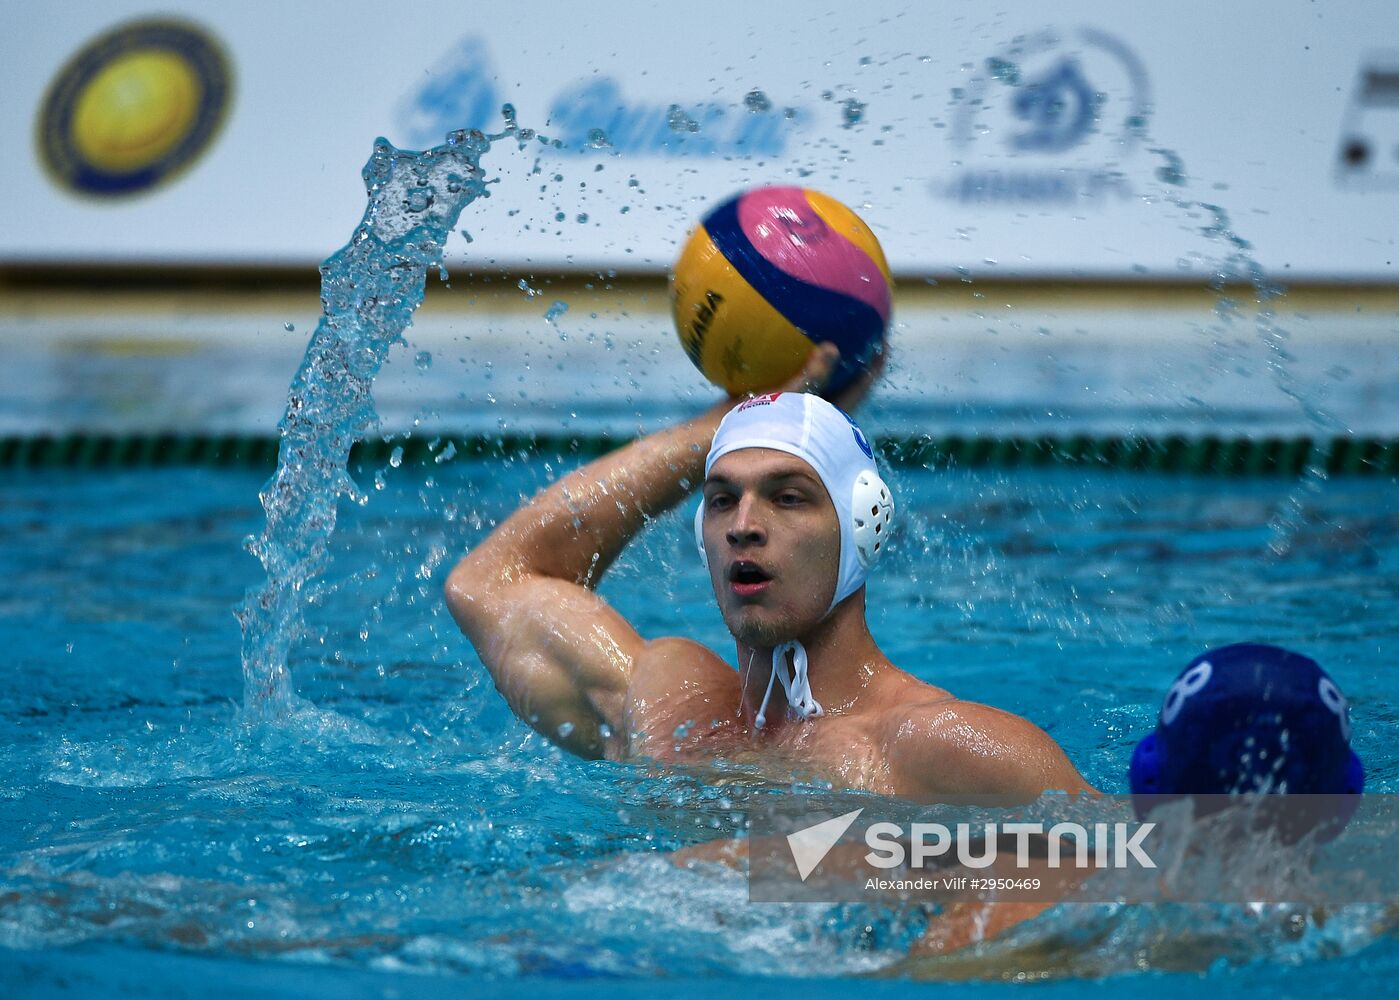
[443,555,505,636]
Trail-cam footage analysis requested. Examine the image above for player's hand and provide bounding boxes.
[771,341,887,414]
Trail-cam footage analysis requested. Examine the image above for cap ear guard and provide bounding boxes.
[851,470,894,568]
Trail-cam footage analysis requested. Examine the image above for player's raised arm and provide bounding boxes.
[443,398,730,758]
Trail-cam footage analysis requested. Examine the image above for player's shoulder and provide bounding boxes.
[883,693,1045,755]
[879,689,1087,798]
[867,670,958,735]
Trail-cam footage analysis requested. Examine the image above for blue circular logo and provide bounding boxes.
[840,408,874,459]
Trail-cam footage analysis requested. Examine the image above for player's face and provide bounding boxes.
[701,448,840,647]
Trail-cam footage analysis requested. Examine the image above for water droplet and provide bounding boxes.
[389,445,404,469]
[666,105,700,133]
[575,213,588,224]
[587,128,611,148]
[557,721,575,738]
[743,89,772,113]
[545,300,569,323]
[986,56,1019,85]
[460,229,473,243]
[403,188,433,213]
[840,98,866,128]
[283,322,295,332]
[415,350,432,370]
[1151,148,1188,187]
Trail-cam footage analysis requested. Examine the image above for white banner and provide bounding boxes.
[3,1,1396,280]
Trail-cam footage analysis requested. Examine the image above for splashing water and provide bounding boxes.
[1188,199,1349,554]
[1136,139,1349,555]
[236,128,494,721]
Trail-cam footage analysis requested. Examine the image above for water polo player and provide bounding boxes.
[1128,641,1365,840]
[906,643,1368,960]
[444,344,1091,800]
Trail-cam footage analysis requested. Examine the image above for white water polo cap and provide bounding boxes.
[695,391,894,616]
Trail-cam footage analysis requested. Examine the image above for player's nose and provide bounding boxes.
[725,492,767,547]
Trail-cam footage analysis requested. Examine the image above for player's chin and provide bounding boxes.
[723,605,806,649]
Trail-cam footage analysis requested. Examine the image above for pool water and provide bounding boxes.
[3,446,1396,992]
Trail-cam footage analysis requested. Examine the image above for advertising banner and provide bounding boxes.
[3,1,1396,279]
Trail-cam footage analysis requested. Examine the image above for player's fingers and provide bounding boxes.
[770,342,839,396]
[827,342,888,413]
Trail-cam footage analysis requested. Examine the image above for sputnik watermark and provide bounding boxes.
[786,808,865,880]
[748,795,1398,904]
[785,809,1155,883]
[863,820,1156,871]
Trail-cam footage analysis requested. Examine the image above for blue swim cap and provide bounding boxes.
[1130,644,1364,802]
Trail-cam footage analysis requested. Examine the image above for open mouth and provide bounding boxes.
[728,560,773,597]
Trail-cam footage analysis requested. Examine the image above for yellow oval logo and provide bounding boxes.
[37,18,233,198]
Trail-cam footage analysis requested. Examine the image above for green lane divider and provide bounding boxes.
[1,432,1397,476]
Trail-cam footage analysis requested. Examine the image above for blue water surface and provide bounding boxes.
[2,454,1396,994]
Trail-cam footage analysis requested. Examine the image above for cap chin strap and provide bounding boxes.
[754,640,824,729]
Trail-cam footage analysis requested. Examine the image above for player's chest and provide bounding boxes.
[661,713,897,797]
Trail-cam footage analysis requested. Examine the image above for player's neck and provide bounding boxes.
[736,591,886,729]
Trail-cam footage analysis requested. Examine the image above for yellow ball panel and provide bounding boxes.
[71,50,201,172]
[801,188,893,287]
[672,226,815,395]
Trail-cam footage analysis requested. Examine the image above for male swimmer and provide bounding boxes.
[904,642,1369,961]
[445,345,1091,800]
